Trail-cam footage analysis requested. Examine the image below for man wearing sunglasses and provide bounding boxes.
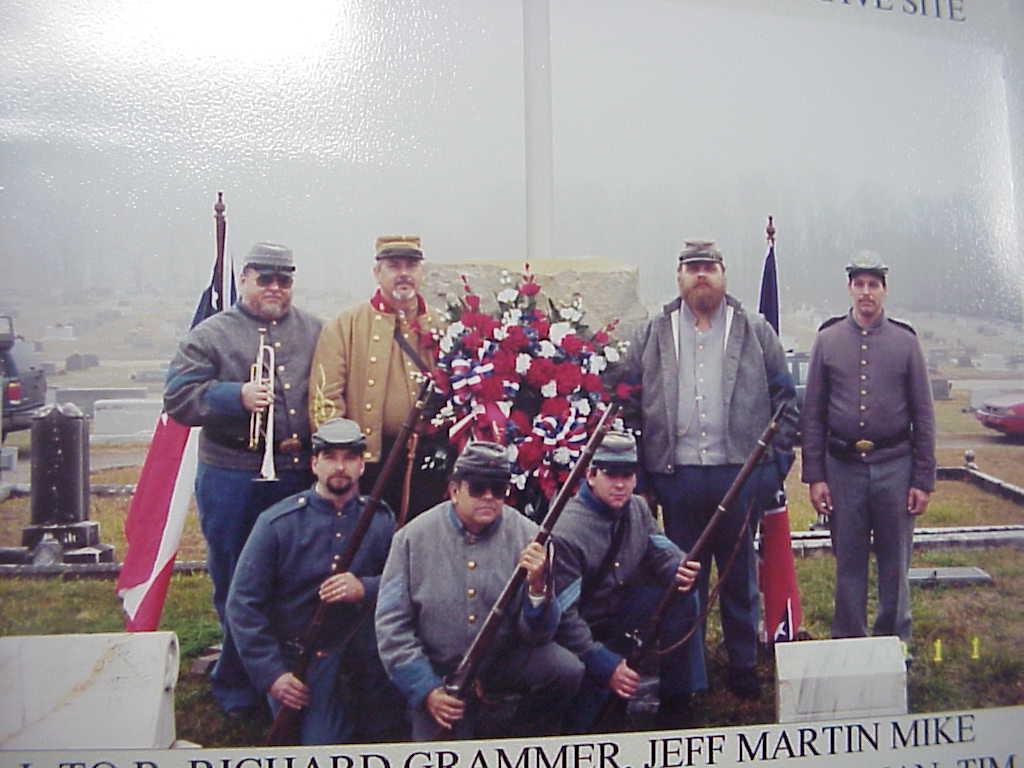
[165,241,322,717]
[309,235,447,522]
[375,441,583,740]
[551,430,705,732]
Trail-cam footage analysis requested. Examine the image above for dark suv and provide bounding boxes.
[1,315,48,440]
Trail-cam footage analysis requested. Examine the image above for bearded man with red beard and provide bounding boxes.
[621,239,798,702]
[310,235,447,520]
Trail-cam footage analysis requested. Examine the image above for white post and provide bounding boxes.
[522,0,554,264]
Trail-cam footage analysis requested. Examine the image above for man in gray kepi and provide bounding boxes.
[551,430,704,732]
[375,440,583,739]
[800,252,935,645]
[165,241,322,715]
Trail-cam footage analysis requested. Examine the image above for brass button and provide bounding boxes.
[468,614,477,623]
[613,561,621,569]
[375,314,382,321]
[467,588,476,597]
[859,421,866,427]
[289,408,296,415]
[277,364,285,372]
[860,374,867,380]
[363,451,372,459]
[292,456,299,464]
[335,532,342,539]
[467,560,477,570]
[333,554,341,561]
[370,356,378,363]
[860,360,867,366]
[364,427,373,435]
[860,390,867,396]
[372,334,381,341]
[331,563,338,571]
[365,403,372,411]
[283,382,291,390]
[274,341,282,348]
[861,330,868,336]
[368,378,376,386]
[298,497,306,505]
[859,405,867,411]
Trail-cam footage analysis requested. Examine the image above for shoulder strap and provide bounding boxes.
[393,321,431,373]
[580,514,628,605]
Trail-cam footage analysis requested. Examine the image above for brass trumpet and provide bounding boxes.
[249,328,278,482]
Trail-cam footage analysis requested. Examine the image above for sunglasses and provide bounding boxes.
[466,478,510,498]
[255,272,294,288]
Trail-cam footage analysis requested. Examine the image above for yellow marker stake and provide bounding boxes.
[933,638,943,663]
[971,637,980,660]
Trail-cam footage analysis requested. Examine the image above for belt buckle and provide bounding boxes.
[854,439,875,455]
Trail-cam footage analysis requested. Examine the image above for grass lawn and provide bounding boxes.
[1,390,1023,746]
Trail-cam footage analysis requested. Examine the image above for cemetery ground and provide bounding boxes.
[0,391,1022,746]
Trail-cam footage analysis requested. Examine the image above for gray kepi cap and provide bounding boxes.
[592,430,639,469]
[845,250,889,282]
[311,418,367,453]
[245,241,296,273]
[452,441,512,480]
[678,240,724,267]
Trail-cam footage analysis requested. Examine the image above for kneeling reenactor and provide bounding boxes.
[375,440,584,739]
[552,430,706,732]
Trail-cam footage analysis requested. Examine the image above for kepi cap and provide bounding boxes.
[311,418,367,453]
[453,441,512,480]
[845,250,889,279]
[678,240,724,266]
[592,430,639,469]
[375,235,424,261]
[245,242,295,273]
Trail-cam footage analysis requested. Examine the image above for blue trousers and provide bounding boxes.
[268,617,405,745]
[652,464,775,673]
[565,583,706,733]
[195,462,312,712]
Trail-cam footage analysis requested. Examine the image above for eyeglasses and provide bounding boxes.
[466,478,510,498]
[255,272,294,288]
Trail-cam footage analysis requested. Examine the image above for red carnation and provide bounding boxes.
[560,333,584,357]
[526,357,557,388]
[554,363,582,395]
[540,396,570,418]
[478,375,505,402]
[432,370,451,393]
[509,409,532,435]
[615,381,640,400]
[462,330,484,352]
[592,330,610,345]
[533,319,551,338]
[500,325,529,353]
[516,438,544,471]
[491,348,517,375]
[581,373,604,393]
[519,281,541,297]
[464,293,481,312]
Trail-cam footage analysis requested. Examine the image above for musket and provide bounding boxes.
[438,400,622,732]
[599,402,787,726]
[266,376,434,746]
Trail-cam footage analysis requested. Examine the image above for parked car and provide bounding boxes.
[1,315,48,440]
[974,389,1024,437]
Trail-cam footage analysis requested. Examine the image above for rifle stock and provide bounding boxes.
[439,401,622,720]
[266,377,433,745]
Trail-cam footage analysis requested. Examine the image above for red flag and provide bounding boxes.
[116,194,235,630]
[758,503,804,643]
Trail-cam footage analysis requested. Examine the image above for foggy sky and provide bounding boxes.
[1,0,1022,321]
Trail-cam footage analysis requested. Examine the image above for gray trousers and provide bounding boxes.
[409,641,583,741]
[826,452,915,642]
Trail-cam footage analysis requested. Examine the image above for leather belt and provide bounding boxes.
[204,430,308,455]
[827,429,910,458]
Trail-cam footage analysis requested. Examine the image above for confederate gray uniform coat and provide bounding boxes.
[800,310,936,642]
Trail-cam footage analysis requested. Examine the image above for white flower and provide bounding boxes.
[576,398,592,416]
[493,326,507,341]
[447,321,466,337]
[511,472,528,490]
[502,308,522,326]
[538,340,557,358]
[497,287,519,304]
[440,336,454,354]
[549,322,573,345]
[516,353,532,374]
[553,446,571,464]
[604,346,620,363]
[541,380,558,398]
[562,308,583,323]
[588,355,607,374]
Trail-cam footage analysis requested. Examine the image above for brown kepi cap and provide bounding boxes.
[375,235,424,261]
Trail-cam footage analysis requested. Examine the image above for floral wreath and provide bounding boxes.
[430,265,632,504]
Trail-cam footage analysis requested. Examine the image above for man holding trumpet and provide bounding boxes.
[165,241,322,718]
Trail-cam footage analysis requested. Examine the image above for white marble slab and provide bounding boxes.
[0,631,179,748]
[775,636,907,723]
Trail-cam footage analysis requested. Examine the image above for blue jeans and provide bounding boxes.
[195,462,312,712]
[565,582,706,733]
[652,464,776,673]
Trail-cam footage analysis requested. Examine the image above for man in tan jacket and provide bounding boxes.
[310,235,447,520]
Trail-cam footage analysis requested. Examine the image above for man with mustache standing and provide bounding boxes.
[800,253,934,647]
[622,240,798,700]
[375,441,583,739]
[165,242,322,717]
[310,235,446,520]
[227,418,402,744]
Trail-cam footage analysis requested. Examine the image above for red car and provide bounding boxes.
[975,390,1024,436]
